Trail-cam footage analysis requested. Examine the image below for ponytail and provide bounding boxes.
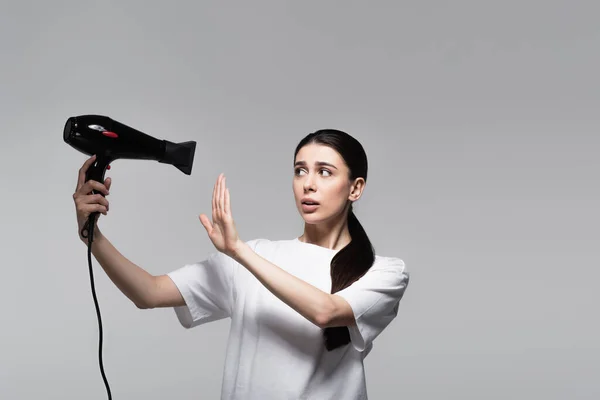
[323,204,375,351]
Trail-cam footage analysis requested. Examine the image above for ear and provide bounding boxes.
[348,178,365,202]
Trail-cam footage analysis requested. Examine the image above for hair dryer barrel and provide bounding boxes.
[160,140,196,175]
[63,115,196,175]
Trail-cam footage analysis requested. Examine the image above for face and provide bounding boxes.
[293,143,364,224]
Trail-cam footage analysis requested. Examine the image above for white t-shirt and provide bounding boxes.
[167,237,409,400]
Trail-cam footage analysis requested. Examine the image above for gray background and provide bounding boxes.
[1,1,598,399]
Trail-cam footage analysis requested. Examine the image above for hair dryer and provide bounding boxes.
[64,114,197,241]
[64,114,197,399]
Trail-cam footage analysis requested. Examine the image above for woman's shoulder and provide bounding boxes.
[373,254,407,274]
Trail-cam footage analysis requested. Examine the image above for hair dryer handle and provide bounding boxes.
[81,156,112,241]
[85,156,112,195]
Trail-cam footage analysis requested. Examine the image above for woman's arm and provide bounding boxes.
[89,233,176,309]
[232,242,353,328]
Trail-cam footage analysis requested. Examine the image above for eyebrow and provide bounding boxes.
[294,161,338,170]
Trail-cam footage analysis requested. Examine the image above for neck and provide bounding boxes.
[299,212,352,251]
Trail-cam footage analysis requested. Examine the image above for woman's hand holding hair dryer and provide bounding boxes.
[73,154,111,245]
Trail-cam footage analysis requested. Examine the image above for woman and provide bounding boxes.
[73,129,410,399]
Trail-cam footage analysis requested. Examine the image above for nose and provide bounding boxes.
[303,174,316,192]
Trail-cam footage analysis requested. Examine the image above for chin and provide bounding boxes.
[297,210,319,223]
[299,212,329,225]
[301,216,319,223]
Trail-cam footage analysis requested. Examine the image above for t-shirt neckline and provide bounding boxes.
[293,237,339,253]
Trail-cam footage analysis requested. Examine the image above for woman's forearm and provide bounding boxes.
[231,241,333,327]
[86,232,156,309]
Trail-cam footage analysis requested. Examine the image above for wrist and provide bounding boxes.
[230,240,249,263]
[81,227,104,245]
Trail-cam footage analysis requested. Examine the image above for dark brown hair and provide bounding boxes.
[294,129,375,351]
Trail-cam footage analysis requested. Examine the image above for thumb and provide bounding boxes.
[105,177,112,191]
[199,214,212,232]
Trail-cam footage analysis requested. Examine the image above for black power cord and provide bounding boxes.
[81,214,112,399]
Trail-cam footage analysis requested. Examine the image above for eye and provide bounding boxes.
[294,168,332,177]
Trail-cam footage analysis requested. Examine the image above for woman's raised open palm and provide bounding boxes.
[199,173,241,257]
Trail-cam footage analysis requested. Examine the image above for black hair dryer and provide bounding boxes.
[64,114,197,242]
[64,114,197,399]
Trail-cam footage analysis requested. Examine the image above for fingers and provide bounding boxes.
[211,173,228,221]
[218,174,224,216]
[89,203,109,216]
[73,179,109,200]
[76,198,109,217]
[221,176,228,216]
[81,193,110,210]
[212,174,218,222]
[77,154,97,192]
[224,186,230,216]
[218,174,226,217]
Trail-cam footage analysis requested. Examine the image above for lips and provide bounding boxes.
[301,203,319,212]
[301,198,320,205]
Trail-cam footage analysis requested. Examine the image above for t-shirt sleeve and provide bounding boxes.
[166,250,237,329]
[333,257,409,352]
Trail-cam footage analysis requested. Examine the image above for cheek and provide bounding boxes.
[327,184,350,207]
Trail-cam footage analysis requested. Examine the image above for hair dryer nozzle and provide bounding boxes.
[160,140,197,175]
